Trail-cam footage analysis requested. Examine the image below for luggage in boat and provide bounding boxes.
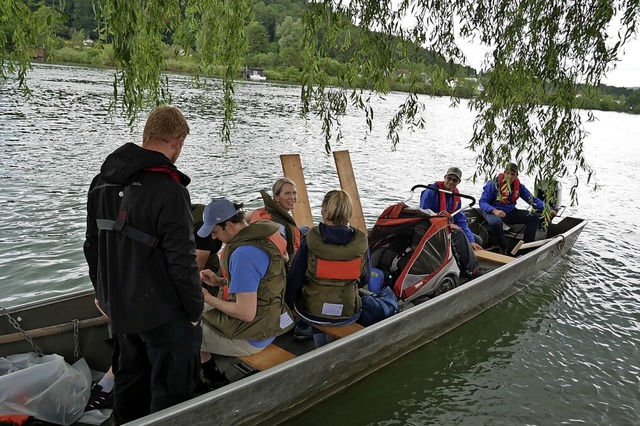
[368,203,461,303]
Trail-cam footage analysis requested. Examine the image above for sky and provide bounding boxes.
[459,35,640,89]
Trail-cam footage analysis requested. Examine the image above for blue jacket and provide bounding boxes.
[479,177,544,215]
[420,184,475,243]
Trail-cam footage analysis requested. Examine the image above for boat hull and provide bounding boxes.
[128,216,586,426]
[0,216,586,425]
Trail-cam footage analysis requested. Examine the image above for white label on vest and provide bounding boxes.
[322,303,344,316]
[280,312,294,329]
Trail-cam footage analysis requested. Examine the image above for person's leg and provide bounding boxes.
[504,209,540,243]
[482,211,506,249]
[200,322,263,357]
[451,228,479,275]
[141,319,202,414]
[112,334,151,424]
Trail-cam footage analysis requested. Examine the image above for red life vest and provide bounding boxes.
[435,181,460,214]
[496,173,520,204]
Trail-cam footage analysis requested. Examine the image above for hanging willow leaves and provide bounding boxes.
[2,0,638,202]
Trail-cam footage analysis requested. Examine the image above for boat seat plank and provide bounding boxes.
[314,323,364,339]
[476,250,514,265]
[239,344,296,371]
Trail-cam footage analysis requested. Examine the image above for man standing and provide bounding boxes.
[84,106,203,424]
[420,166,484,278]
[479,162,556,254]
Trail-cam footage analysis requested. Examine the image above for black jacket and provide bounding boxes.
[83,143,203,334]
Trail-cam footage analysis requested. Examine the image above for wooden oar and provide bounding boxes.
[333,150,367,232]
[510,238,554,255]
[280,154,314,227]
[0,316,110,345]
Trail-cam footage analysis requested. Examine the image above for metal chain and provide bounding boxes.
[0,305,45,357]
[72,319,81,361]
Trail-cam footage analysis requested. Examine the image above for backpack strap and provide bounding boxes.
[96,184,159,248]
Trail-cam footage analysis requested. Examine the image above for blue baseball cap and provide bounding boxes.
[197,199,240,237]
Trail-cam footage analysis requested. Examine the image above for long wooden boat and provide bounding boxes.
[0,211,586,425]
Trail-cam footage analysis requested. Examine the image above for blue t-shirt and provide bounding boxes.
[228,245,274,347]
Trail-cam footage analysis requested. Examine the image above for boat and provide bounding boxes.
[0,153,586,425]
[243,67,267,81]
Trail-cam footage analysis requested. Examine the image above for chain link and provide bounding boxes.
[72,319,81,361]
[1,306,45,357]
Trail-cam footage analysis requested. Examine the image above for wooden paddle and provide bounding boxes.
[280,154,314,228]
[333,150,367,232]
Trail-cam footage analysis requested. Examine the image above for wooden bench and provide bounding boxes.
[475,250,514,265]
[314,322,364,339]
[239,344,296,371]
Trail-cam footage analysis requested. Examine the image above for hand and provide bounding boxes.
[450,223,460,231]
[200,269,225,286]
[94,299,109,318]
[550,209,557,217]
[492,209,506,219]
[202,288,217,307]
[471,242,483,251]
[438,210,452,219]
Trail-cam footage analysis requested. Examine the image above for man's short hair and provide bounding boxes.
[142,106,190,146]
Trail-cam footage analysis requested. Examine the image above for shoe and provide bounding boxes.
[201,360,230,389]
[194,375,229,394]
[85,383,113,411]
[293,324,313,341]
[468,267,491,280]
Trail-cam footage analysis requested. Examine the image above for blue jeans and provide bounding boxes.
[483,208,540,248]
[112,318,202,424]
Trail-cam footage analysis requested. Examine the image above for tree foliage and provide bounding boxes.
[2,0,639,202]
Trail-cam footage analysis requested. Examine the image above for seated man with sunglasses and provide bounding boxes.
[420,166,486,279]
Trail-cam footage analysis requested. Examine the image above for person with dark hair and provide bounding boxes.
[287,190,371,347]
[420,166,485,278]
[197,199,294,383]
[479,162,556,254]
[84,106,203,424]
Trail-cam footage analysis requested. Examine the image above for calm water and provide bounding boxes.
[1,64,639,424]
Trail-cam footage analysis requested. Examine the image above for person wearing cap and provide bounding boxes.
[479,162,556,254]
[84,106,203,423]
[196,199,294,380]
[420,166,485,278]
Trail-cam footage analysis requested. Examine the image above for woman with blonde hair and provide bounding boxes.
[286,190,371,347]
[249,177,301,262]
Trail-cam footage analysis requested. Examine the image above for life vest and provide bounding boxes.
[249,190,301,259]
[296,225,368,321]
[496,173,520,204]
[203,221,293,339]
[435,181,460,214]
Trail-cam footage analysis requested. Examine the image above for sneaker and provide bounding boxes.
[293,324,313,341]
[85,383,113,411]
[194,375,229,394]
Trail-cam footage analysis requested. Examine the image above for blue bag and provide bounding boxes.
[357,286,400,327]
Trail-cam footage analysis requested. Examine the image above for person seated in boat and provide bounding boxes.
[479,162,557,254]
[193,203,222,273]
[420,166,486,279]
[197,199,294,384]
[286,190,371,347]
[248,177,302,265]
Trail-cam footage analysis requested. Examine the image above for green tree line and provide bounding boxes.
[19,0,640,115]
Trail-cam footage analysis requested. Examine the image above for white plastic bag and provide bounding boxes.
[0,352,91,425]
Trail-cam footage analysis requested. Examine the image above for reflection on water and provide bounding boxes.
[1,64,640,424]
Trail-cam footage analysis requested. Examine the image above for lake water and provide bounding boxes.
[1,64,639,424]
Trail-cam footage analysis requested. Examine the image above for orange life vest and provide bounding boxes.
[496,173,520,204]
[435,181,460,214]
